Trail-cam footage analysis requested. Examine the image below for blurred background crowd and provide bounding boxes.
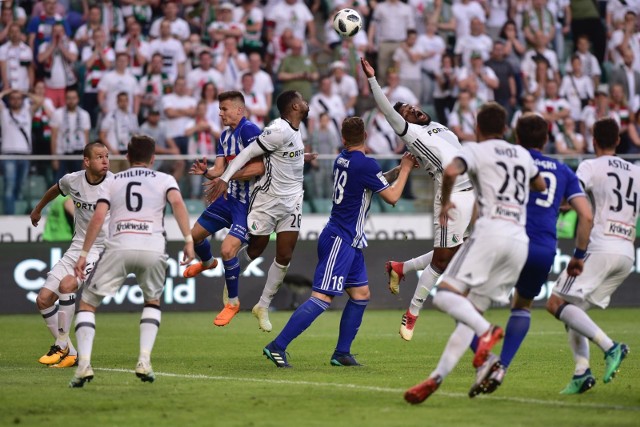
[0,0,639,216]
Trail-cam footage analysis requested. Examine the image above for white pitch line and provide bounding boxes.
[96,367,640,412]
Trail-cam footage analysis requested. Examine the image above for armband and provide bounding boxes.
[184,235,194,243]
[573,248,587,260]
[79,250,89,258]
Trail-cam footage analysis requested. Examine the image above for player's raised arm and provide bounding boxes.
[74,201,109,280]
[167,188,195,266]
[30,183,63,226]
[361,57,407,135]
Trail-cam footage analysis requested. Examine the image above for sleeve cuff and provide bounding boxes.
[256,137,272,154]
[57,182,66,196]
[97,198,110,207]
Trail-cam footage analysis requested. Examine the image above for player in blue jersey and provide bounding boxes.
[184,91,265,326]
[469,113,593,396]
[262,116,417,367]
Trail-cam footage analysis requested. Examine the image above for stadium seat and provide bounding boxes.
[314,198,334,214]
[23,175,48,202]
[186,199,205,215]
[391,199,415,214]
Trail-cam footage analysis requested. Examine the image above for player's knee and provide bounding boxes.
[350,287,370,300]
[545,295,563,317]
[59,276,78,294]
[36,291,55,310]
[275,253,292,266]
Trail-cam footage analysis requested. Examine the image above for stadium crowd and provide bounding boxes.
[0,0,640,214]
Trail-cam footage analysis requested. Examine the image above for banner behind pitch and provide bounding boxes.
[1,241,639,314]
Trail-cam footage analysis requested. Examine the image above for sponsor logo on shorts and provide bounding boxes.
[452,234,460,244]
[605,220,635,241]
[115,219,152,235]
[251,221,258,231]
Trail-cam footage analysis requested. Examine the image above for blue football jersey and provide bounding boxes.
[217,117,262,204]
[526,149,584,248]
[324,150,390,248]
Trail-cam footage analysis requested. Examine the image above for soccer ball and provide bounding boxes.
[333,9,362,38]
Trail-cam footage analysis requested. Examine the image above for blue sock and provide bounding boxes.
[470,334,478,352]
[223,257,240,299]
[274,297,329,350]
[500,308,531,368]
[194,239,214,265]
[335,299,369,355]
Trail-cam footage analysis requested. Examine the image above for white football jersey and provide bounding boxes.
[254,118,305,197]
[399,121,472,195]
[58,170,113,252]
[459,139,539,241]
[577,156,640,259]
[97,167,179,252]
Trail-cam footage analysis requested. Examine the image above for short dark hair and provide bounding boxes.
[115,51,129,60]
[276,90,300,115]
[65,87,79,96]
[201,82,217,99]
[393,102,405,114]
[218,90,245,104]
[516,114,548,149]
[407,29,417,37]
[476,102,507,138]
[117,91,129,99]
[341,116,365,147]
[83,141,107,158]
[127,135,156,164]
[593,118,619,150]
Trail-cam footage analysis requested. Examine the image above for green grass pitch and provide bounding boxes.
[1,308,638,427]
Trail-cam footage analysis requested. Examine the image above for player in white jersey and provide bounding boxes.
[30,142,111,368]
[546,118,639,394]
[205,90,309,332]
[361,58,476,341]
[404,103,546,404]
[69,135,195,388]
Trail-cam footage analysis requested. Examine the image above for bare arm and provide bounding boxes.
[377,153,416,205]
[569,195,593,253]
[382,165,401,183]
[530,173,547,192]
[167,188,195,265]
[30,183,63,226]
[361,58,407,134]
[230,157,265,181]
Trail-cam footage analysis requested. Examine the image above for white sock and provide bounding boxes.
[433,290,491,336]
[40,305,59,340]
[228,297,239,305]
[55,293,78,355]
[431,323,475,379]
[237,245,253,274]
[75,311,96,369]
[139,305,161,364]
[567,328,590,376]
[409,263,441,316]
[558,304,614,352]
[403,251,434,275]
[257,260,288,308]
[202,258,215,268]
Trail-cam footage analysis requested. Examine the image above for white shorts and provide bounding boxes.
[43,248,102,295]
[247,191,303,235]
[442,233,528,311]
[553,252,634,309]
[434,189,475,248]
[82,249,169,307]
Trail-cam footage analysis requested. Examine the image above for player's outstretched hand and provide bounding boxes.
[204,177,229,204]
[304,152,318,162]
[189,157,208,176]
[75,256,87,281]
[361,57,375,78]
[566,257,584,277]
[400,152,417,170]
[439,201,456,226]
[30,209,41,226]
[181,241,195,266]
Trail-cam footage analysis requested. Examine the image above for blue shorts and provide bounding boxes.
[312,230,368,296]
[197,196,249,244]
[514,241,556,300]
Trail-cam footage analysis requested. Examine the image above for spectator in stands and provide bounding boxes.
[627,109,640,154]
[185,0,219,44]
[234,0,264,55]
[120,0,154,32]
[277,37,318,102]
[140,108,183,178]
[609,48,640,114]
[31,81,56,185]
[522,0,556,49]
[186,50,224,100]
[184,33,207,72]
[201,82,222,140]
[265,27,294,74]
[363,107,401,173]
[367,0,415,85]
[499,19,526,75]
[486,0,510,40]
[329,60,358,116]
[215,35,248,90]
[526,56,551,98]
[267,0,318,50]
[0,89,34,214]
[115,20,150,81]
[100,91,139,168]
[82,28,114,128]
[580,86,620,152]
[36,23,78,108]
[609,11,639,70]
[449,89,477,143]
[309,112,341,199]
[565,34,601,87]
[433,53,458,126]
[149,19,186,82]
[417,20,446,106]
[522,36,561,86]
[454,17,492,68]
[50,88,91,180]
[162,76,196,155]
[610,83,633,153]
[538,79,570,136]
[570,0,607,63]
[308,75,346,137]
[0,1,27,35]
[0,23,34,92]
[139,53,172,119]
[27,0,70,60]
[240,72,268,129]
[511,93,539,131]
[248,52,274,112]
[98,52,140,116]
[383,68,419,105]
[554,116,586,156]
[149,1,190,41]
[440,0,486,40]
[208,2,245,59]
[99,0,124,43]
[458,51,499,103]
[559,54,594,122]
[485,40,517,114]
[185,99,217,159]
[393,29,424,103]
[74,4,102,49]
